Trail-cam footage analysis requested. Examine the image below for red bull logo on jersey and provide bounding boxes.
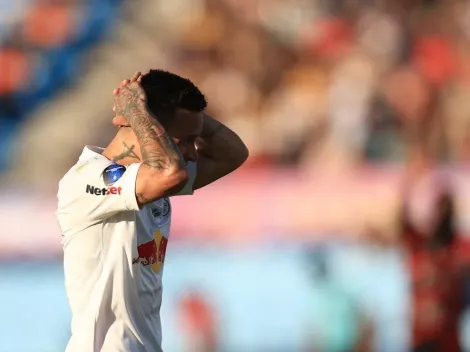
[132,229,168,273]
[86,184,122,196]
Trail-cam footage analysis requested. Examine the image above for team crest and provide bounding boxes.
[150,198,170,225]
[103,164,126,185]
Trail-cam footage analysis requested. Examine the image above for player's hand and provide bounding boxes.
[112,72,146,127]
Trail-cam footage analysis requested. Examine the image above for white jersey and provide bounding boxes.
[57,146,196,352]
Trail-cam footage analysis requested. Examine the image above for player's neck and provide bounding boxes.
[102,128,142,165]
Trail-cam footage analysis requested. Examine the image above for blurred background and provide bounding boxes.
[1,0,470,351]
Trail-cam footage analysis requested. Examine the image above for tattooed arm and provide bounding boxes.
[192,113,248,190]
[112,142,140,163]
[114,72,188,205]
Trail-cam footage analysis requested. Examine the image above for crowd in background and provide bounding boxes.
[2,0,470,172]
[0,0,122,169]
[143,0,470,172]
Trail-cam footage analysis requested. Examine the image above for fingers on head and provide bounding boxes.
[131,71,141,82]
[115,72,143,98]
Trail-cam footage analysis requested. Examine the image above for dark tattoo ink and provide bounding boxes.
[114,83,185,171]
[112,142,140,162]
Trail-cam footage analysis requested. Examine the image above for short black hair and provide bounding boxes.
[140,69,207,122]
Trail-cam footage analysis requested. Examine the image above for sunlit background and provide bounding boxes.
[1,0,470,351]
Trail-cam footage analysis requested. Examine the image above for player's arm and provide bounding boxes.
[192,113,249,190]
[115,73,188,205]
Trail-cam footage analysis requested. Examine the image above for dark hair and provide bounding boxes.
[140,69,207,123]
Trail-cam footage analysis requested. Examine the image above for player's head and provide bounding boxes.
[140,69,207,163]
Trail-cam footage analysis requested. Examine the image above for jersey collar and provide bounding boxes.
[79,145,107,162]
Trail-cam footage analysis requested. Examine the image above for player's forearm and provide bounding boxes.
[129,111,185,171]
[197,114,249,166]
[116,86,185,172]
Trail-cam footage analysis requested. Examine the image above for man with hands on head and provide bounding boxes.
[57,70,248,352]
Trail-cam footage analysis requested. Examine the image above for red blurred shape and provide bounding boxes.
[22,3,76,48]
[413,36,457,87]
[0,49,29,94]
[302,17,353,60]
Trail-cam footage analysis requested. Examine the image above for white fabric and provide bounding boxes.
[57,146,195,352]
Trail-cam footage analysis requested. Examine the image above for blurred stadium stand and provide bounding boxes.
[3,0,470,188]
[0,0,122,171]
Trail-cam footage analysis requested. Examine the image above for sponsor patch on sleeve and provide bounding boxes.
[102,164,126,186]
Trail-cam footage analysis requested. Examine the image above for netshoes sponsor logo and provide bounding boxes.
[86,184,122,196]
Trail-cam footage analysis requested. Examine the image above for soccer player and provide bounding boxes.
[56,70,248,352]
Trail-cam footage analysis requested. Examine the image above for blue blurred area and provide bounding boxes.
[0,243,416,352]
[1,240,469,352]
[0,0,123,170]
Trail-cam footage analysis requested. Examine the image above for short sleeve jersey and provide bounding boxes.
[57,146,196,352]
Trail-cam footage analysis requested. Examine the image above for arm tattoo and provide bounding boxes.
[131,116,185,170]
[115,85,185,170]
[112,142,140,162]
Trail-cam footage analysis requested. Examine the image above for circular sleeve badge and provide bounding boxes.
[102,164,126,185]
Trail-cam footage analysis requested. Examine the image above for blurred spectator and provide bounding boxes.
[0,46,30,118]
[4,0,470,172]
[0,46,29,95]
[21,1,77,49]
[304,248,367,352]
[400,179,467,352]
[177,290,219,352]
